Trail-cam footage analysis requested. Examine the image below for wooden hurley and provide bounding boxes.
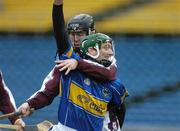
[0,108,34,120]
[0,124,20,130]
[0,120,53,131]
[0,111,21,120]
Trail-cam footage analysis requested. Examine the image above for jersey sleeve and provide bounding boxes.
[53,4,80,61]
[110,80,128,107]
[0,71,19,124]
[53,4,71,55]
[27,67,60,109]
[77,59,117,82]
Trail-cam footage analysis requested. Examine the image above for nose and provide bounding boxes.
[72,34,80,47]
[108,48,114,56]
[75,35,80,41]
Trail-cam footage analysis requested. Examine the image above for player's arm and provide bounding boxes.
[54,0,62,5]
[55,58,117,82]
[112,81,128,128]
[77,59,117,81]
[53,0,71,56]
[18,67,60,117]
[26,67,60,110]
[0,71,24,126]
[111,80,128,108]
[115,102,126,128]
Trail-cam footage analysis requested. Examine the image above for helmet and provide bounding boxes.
[80,33,113,59]
[67,14,95,35]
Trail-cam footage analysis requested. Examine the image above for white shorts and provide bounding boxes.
[49,122,77,131]
[50,112,121,131]
[102,111,121,131]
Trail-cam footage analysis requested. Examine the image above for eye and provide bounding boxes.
[68,30,86,36]
[104,44,112,50]
[76,32,84,36]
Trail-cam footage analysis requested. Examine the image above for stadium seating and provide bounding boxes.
[96,0,180,34]
[0,0,179,34]
[126,91,180,127]
[63,0,130,19]
[0,0,51,32]
[0,0,129,33]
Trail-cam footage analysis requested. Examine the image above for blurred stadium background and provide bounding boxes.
[0,0,180,131]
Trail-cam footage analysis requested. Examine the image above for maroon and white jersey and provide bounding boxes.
[0,70,19,124]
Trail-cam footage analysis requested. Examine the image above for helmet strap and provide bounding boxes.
[88,28,91,35]
[88,28,96,35]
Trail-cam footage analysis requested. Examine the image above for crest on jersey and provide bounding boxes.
[102,87,110,97]
[84,78,90,86]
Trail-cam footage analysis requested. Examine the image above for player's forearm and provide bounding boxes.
[77,59,117,81]
[27,92,54,109]
[0,95,20,124]
[0,72,19,123]
[0,93,19,124]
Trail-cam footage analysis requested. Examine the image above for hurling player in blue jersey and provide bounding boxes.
[53,0,126,130]
[51,32,127,131]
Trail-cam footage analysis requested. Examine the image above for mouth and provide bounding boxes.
[74,44,80,47]
[106,56,114,62]
[73,42,80,47]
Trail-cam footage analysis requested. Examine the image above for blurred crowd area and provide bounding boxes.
[0,0,179,35]
[0,0,180,131]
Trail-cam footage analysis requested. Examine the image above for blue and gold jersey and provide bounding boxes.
[57,49,127,131]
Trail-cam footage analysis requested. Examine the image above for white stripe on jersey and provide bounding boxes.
[82,57,117,70]
[0,71,17,109]
[28,67,55,100]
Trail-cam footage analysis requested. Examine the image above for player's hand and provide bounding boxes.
[55,59,78,75]
[54,0,63,5]
[14,118,25,131]
[18,102,31,117]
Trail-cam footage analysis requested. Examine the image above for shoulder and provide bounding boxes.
[110,79,129,97]
[110,78,123,86]
[109,79,125,91]
[57,49,80,60]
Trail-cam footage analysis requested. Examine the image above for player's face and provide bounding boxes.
[96,42,114,62]
[68,30,87,50]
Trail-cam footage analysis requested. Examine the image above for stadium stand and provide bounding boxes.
[63,0,130,19]
[1,0,179,35]
[0,0,129,33]
[0,0,52,33]
[125,89,180,131]
[96,0,180,34]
